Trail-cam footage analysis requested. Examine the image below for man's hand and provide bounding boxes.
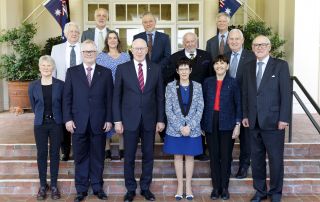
[65,120,76,134]
[156,122,165,132]
[242,118,249,128]
[114,122,124,134]
[278,121,289,130]
[103,122,112,132]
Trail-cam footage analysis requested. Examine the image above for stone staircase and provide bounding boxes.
[0,142,319,196]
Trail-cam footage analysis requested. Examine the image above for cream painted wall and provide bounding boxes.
[203,0,218,45]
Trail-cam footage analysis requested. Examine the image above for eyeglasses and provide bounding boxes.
[82,50,97,54]
[178,68,191,72]
[132,47,147,52]
[252,43,269,48]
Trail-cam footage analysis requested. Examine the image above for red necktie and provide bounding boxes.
[86,67,92,86]
[138,63,144,92]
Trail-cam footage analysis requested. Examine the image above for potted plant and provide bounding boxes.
[0,23,41,112]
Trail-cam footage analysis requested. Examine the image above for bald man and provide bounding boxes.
[113,38,165,201]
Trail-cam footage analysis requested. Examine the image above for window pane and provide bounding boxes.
[138,4,148,17]
[116,28,141,50]
[88,4,98,21]
[178,4,188,21]
[161,4,171,21]
[189,4,199,21]
[177,28,199,49]
[150,4,160,20]
[156,28,171,39]
[116,4,126,21]
[127,4,137,21]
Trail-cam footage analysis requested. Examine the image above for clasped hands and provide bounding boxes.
[180,125,191,136]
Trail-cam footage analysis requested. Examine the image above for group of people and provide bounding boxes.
[28,8,291,202]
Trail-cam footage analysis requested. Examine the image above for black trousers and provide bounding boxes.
[206,111,233,190]
[61,126,71,156]
[123,119,155,191]
[231,125,251,169]
[250,122,285,200]
[34,119,63,187]
[72,121,106,193]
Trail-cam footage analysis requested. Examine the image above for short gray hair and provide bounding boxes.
[81,39,97,51]
[63,22,80,36]
[229,29,244,39]
[39,55,56,70]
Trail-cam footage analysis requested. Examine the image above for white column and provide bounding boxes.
[293,0,320,113]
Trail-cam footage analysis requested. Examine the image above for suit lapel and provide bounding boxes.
[258,57,275,91]
[77,64,90,87]
[52,78,59,104]
[144,61,153,92]
[128,61,141,92]
[90,65,102,87]
[35,80,43,104]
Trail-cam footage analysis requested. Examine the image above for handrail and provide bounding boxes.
[289,76,320,142]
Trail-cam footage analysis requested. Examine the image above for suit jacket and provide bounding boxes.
[63,64,113,134]
[206,35,230,60]
[202,75,242,133]
[166,49,212,84]
[81,27,110,42]
[28,78,64,125]
[113,60,165,131]
[242,57,291,130]
[133,31,171,69]
[165,81,204,137]
[225,49,256,87]
[51,42,82,81]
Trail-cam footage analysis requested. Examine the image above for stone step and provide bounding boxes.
[0,177,319,195]
[0,143,319,159]
[0,159,319,177]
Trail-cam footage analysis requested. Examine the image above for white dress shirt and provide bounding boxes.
[185,49,197,59]
[65,41,81,68]
[83,63,96,80]
[256,55,270,77]
[94,27,107,48]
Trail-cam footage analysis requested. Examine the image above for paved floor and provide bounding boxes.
[0,112,319,144]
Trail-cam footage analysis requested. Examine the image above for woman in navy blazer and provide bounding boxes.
[163,58,204,200]
[202,55,242,200]
[28,55,64,200]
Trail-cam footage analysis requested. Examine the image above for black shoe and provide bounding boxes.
[36,184,49,200]
[210,189,220,200]
[74,192,88,202]
[105,150,112,161]
[235,167,248,179]
[221,188,230,200]
[124,191,136,202]
[119,149,124,160]
[194,154,209,161]
[250,194,267,202]
[140,189,156,201]
[50,186,61,200]
[60,154,70,161]
[94,190,108,200]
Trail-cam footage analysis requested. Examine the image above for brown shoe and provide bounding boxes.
[36,184,49,200]
[51,186,61,200]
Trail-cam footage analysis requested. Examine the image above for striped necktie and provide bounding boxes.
[138,63,144,92]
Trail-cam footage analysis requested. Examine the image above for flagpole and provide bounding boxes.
[237,0,263,21]
[22,0,47,23]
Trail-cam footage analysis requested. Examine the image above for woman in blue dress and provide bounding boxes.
[96,30,130,160]
[163,58,204,201]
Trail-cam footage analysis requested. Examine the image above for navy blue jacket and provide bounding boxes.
[202,75,242,133]
[28,78,64,125]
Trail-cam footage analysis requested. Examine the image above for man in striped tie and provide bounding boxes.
[113,38,165,202]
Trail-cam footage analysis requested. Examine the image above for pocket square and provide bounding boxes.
[272,75,275,77]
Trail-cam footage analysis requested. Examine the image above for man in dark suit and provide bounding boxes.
[166,32,212,161]
[81,8,109,52]
[63,40,113,202]
[113,38,165,202]
[242,35,291,202]
[133,12,170,142]
[226,29,256,178]
[206,12,231,60]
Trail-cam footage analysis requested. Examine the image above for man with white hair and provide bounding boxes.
[51,21,82,161]
[81,8,110,52]
[226,29,255,179]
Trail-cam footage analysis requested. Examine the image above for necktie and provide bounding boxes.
[219,34,225,54]
[86,67,92,86]
[138,63,144,92]
[70,45,76,67]
[256,62,264,89]
[190,53,195,60]
[98,31,104,52]
[229,52,238,78]
[147,33,153,59]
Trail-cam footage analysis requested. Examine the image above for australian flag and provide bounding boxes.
[219,0,242,17]
[43,0,70,41]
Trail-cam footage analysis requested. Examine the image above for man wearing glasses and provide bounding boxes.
[242,35,291,202]
[113,38,165,202]
[63,40,113,202]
